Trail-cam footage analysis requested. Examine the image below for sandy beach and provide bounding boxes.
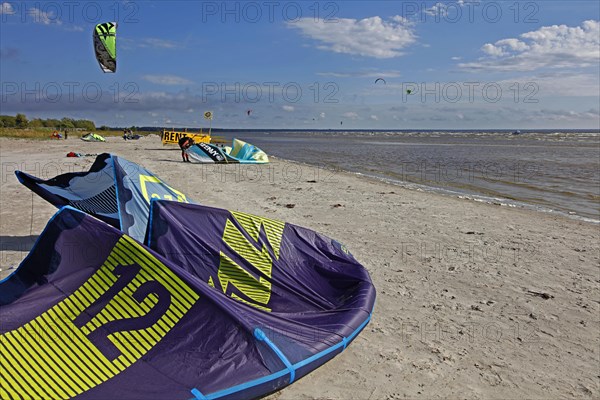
[0,135,598,399]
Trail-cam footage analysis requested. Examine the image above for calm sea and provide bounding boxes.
[217,130,600,222]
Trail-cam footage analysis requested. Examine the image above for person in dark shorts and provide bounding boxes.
[178,136,194,162]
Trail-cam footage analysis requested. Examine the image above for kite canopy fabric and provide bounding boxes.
[15,153,189,242]
[94,22,116,73]
[187,139,269,164]
[0,204,375,399]
[146,200,374,315]
[81,133,106,142]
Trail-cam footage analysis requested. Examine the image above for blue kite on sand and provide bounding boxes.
[16,153,189,242]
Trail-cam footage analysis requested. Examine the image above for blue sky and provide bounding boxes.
[1,1,599,129]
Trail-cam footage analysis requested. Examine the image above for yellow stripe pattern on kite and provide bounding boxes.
[216,211,285,312]
[0,236,199,399]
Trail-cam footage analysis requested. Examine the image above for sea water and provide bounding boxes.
[218,130,600,222]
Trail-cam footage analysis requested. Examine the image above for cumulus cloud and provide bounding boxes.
[370,115,379,121]
[460,20,600,71]
[288,16,416,58]
[481,43,506,57]
[282,105,295,112]
[142,75,193,85]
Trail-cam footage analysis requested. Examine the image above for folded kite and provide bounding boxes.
[0,204,375,399]
[10,154,375,398]
[15,153,189,242]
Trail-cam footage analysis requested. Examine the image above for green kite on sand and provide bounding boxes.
[81,133,106,142]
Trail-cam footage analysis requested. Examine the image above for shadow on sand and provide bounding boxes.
[0,235,39,252]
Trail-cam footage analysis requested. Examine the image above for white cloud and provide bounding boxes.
[424,1,467,17]
[496,73,600,97]
[137,38,179,49]
[28,6,61,25]
[142,75,193,85]
[0,2,14,14]
[342,112,359,119]
[1,3,65,25]
[481,43,507,57]
[282,105,295,112]
[496,38,530,52]
[482,38,531,57]
[370,115,379,121]
[424,2,447,16]
[451,56,462,61]
[320,112,326,119]
[461,20,600,71]
[391,15,413,25]
[288,16,416,58]
[317,70,401,78]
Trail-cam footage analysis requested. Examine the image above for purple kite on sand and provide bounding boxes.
[0,198,376,399]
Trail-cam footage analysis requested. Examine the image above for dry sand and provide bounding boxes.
[0,135,598,399]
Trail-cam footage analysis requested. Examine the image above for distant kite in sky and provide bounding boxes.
[93,22,116,73]
[374,78,386,84]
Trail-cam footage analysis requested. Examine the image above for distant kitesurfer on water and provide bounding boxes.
[179,136,193,162]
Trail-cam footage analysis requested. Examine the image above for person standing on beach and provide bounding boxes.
[178,136,193,162]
